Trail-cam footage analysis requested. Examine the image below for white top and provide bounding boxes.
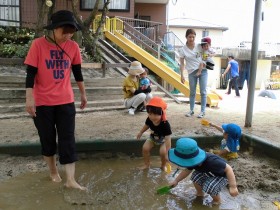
[178,43,203,74]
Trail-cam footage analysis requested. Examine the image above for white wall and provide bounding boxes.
[168,27,224,49]
[255,60,272,89]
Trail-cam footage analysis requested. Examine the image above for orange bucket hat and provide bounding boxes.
[147,97,167,121]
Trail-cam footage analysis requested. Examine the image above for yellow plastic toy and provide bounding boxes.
[273,201,280,209]
[165,163,172,174]
[201,119,210,126]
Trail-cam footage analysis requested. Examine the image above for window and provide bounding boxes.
[202,30,209,37]
[0,0,20,26]
[81,0,129,11]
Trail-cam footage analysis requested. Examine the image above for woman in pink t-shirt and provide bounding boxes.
[25,10,87,190]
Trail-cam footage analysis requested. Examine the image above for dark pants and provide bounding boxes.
[33,103,77,164]
[227,76,240,96]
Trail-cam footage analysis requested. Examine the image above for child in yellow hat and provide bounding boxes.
[136,97,172,170]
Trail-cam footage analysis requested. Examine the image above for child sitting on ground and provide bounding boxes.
[168,138,239,205]
[209,123,242,160]
[136,97,172,170]
[196,37,215,76]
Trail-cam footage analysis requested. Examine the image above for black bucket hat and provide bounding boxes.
[44,10,81,31]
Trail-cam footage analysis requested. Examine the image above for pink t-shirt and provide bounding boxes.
[24,37,81,106]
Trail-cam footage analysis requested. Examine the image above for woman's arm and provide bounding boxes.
[76,81,87,110]
[180,57,185,84]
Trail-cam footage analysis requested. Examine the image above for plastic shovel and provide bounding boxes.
[156,185,172,195]
[201,119,210,126]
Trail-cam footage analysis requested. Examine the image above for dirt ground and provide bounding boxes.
[0,64,280,203]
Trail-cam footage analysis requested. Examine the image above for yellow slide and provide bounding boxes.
[104,31,219,107]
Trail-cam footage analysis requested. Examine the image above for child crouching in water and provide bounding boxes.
[168,138,239,205]
[136,97,172,170]
[209,123,242,160]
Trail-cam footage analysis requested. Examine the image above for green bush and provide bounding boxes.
[0,26,35,58]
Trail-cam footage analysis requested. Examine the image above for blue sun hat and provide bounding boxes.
[222,123,242,152]
[168,138,206,167]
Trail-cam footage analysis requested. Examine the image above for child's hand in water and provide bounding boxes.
[229,185,239,197]
[169,180,178,188]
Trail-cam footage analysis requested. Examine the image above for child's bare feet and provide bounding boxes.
[65,180,87,191]
[50,173,62,183]
[138,165,149,170]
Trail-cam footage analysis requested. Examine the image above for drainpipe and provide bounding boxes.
[245,0,263,127]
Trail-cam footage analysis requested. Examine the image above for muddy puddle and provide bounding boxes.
[0,153,279,210]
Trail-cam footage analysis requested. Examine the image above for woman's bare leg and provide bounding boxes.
[44,155,62,182]
[64,163,87,190]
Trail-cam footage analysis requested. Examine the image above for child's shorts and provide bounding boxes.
[147,138,165,146]
[191,170,228,196]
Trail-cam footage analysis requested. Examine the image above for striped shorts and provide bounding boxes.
[191,171,228,196]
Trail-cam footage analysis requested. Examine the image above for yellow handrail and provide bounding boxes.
[109,17,123,34]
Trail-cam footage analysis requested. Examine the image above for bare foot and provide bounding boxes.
[212,201,221,205]
[65,180,87,191]
[50,173,62,183]
[138,165,149,170]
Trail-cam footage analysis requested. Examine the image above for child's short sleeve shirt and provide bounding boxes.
[187,153,227,177]
[145,118,172,143]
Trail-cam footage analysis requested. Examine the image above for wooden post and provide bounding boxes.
[102,62,106,78]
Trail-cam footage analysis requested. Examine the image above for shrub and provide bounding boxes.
[0,26,35,58]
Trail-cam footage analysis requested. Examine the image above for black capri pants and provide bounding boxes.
[33,103,78,164]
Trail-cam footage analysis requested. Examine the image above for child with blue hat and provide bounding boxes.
[209,123,242,160]
[168,138,238,205]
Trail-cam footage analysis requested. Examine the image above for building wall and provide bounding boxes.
[208,57,222,88]
[168,27,224,50]
[134,3,166,38]
[256,60,272,88]
[20,0,135,28]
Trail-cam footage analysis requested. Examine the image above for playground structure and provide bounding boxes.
[93,16,221,107]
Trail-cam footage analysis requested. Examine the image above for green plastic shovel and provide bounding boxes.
[156,186,172,195]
